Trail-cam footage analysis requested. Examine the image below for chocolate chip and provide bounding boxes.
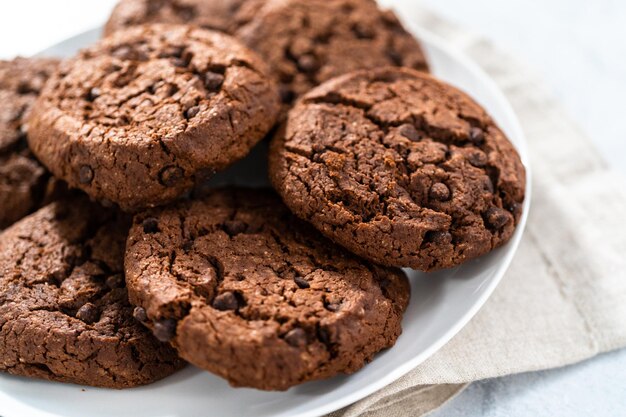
[507,202,522,217]
[76,303,99,324]
[185,106,200,119]
[424,230,453,245]
[87,87,101,101]
[467,150,488,167]
[429,182,451,201]
[314,32,332,44]
[284,328,307,348]
[204,72,224,92]
[484,207,510,230]
[352,23,375,39]
[172,58,187,68]
[397,123,420,141]
[212,291,239,311]
[16,81,34,95]
[112,45,135,60]
[387,50,403,66]
[153,319,177,342]
[469,127,485,145]
[133,306,147,322]
[78,165,94,184]
[294,276,310,289]
[158,46,184,59]
[324,301,341,312]
[317,326,331,345]
[105,274,124,289]
[142,217,159,234]
[181,50,194,66]
[159,166,183,187]
[297,54,319,73]
[223,220,247,236]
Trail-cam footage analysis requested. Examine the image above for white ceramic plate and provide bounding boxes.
[0,20,531,417]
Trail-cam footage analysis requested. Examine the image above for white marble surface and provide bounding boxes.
[0,1,624,416]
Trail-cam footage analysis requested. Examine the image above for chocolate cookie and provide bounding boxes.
[269,68,526,271]
[104,0,249,36]
[125,188,409,390]
[235,0,429,106]
[28,24,280,212]
[0,57,64,229]
[0,198,185,388]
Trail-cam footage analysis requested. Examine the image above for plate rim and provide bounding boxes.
[8,23,533,417]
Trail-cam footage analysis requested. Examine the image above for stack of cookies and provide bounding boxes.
[0,0,526,391]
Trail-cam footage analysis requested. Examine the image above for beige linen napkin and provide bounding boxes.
[329,6,626,417]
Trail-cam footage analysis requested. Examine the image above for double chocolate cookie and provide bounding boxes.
[104,0,250,36]
[0,57,65,229]
[28,24,280,211]
[235,0,430,106]
[125,188,409,390]
[269,68,526,271]
[0,198,185,388]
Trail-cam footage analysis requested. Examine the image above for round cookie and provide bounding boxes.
[125,188,409,390]
[0,57,65,229]
[269,67,526,271]
[234,0,430,106]
[28,24,280,212]
[0,198,185,388]
[104,0,250,36]
[0,57,60,152]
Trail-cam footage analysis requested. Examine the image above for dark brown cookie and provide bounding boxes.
[0,57,65,230]
[235,0,429,107]
[28,24,280,212]
[269,68,526,271]
[0,198,185,388]
[125,188,409,390]
[104,0,250,36]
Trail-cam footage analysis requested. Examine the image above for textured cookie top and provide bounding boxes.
[0,57,61,229]
[269,68,526,271]
[0,198,184,388]
[235,0,429,106]
[125,188,409,390]
[28,24,280,211]
[104,0,250,36]
[0,57,59,153]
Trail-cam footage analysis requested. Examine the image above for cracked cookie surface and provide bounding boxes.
[28,24,280,212]
[235,0,429,109]
[125,188,409,390]
[0,57,66,229]
[0,198,185,388]
[269,68,526,271]
[104,0,251,36]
